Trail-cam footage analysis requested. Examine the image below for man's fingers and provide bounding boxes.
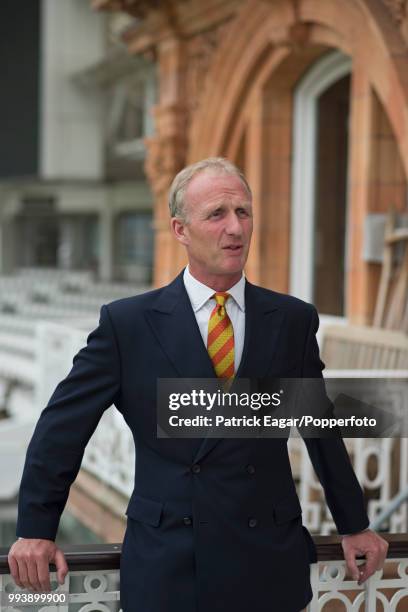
[15,558,31,590]
[356,565,365,583]
[7,554,23,588]
[26,557,42,591]
[36,557,52,592]
[358,540,389,583]
[377,540,389,570]
[8,540,61,592]
[54,549,68,585]
[343,549,360,581]
[342,531,389,586]
[358,551,380,584]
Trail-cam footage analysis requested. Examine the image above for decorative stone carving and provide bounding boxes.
[185,21,232,118]
[92,0,159,19]
[144,104,188,199]
[383,0,407,24]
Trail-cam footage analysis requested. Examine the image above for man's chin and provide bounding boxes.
[218,260,246,276]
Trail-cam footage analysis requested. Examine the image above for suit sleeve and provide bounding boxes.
[300,305,370,536]
[16,304,121,540]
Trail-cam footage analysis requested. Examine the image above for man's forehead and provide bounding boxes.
[185,170,250,204]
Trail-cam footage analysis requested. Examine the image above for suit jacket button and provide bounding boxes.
[246,464,255,474]
[183,516,192,526]
[191,464,201,474]
[248,518,257,528]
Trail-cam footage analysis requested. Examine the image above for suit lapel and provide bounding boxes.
[235,280,286,380]
[193,280,285,464]
[145,271,215,380]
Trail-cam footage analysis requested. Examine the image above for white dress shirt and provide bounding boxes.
[183,265,246,373]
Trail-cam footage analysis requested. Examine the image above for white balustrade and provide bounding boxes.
[81,408,135,498]
[0,318,37,385]
[291,369,408,535]
[308,557,408,611]
[1,570,121,612]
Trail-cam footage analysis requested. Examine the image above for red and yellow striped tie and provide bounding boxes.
[207,292,235,382]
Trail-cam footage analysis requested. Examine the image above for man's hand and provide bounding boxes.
[341,529,388,585]
[8,538,68,592]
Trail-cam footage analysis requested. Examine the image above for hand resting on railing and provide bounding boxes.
[7,538,68,592]
[341,528,389,584]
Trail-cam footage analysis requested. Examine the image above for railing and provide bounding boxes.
[291,368,408,534]
[321,324,408,370]
[0,317,37,385]
[0,535,407,611]
[308,533,408,611]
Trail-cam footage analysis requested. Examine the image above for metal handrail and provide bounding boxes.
[370,485,408,531]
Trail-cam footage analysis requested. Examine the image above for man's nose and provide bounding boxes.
[225,213,243,235]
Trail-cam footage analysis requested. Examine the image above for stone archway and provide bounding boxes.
[190,0,408,169]
[187,0,408,323]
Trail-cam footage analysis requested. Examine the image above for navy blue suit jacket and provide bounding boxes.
[16,271,369,612]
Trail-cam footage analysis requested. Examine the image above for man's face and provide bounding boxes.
[172,171,253,285]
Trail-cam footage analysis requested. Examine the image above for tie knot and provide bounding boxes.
[213,292,230,307]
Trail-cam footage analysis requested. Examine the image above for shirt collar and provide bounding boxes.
[183,265,246,313]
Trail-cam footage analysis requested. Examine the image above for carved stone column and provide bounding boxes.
[144,36,189,287]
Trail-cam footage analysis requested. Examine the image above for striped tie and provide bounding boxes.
[207,292,235,382]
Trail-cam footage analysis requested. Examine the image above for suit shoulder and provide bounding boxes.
[250,283,316,314]
[103,285,165,317]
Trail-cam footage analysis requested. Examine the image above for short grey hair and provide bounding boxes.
[168,157,252,221]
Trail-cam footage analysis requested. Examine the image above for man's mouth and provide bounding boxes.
[223,245,243,251]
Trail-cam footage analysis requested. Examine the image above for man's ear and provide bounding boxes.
[171,217,189,246]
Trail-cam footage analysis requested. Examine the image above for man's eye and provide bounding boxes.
[210,210,222,217]
[237,209,249,216]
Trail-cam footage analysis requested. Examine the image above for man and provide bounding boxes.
[9,158,387,612]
